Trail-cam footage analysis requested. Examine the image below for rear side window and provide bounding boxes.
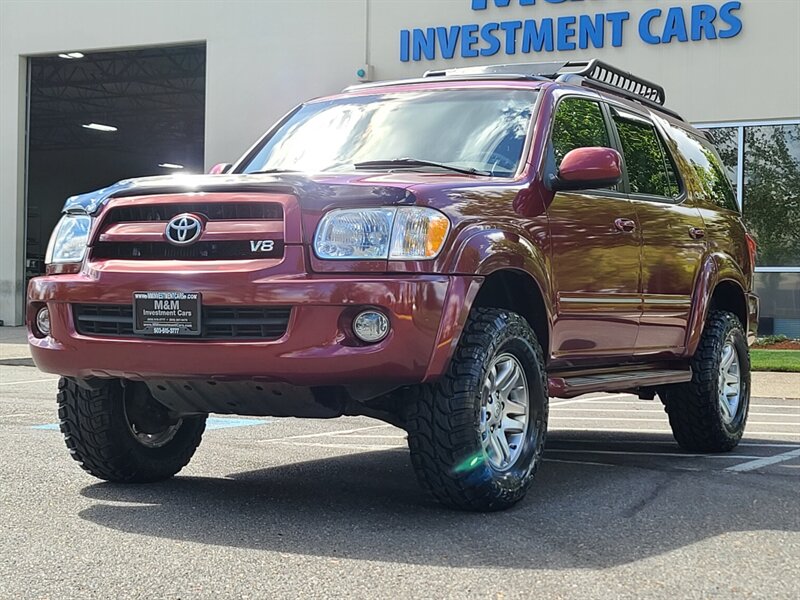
[664,124,738,212]
[612,110,680,199]
[551,98,610,167]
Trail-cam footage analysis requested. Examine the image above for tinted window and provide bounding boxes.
[666,123,738,211]
[703,127,739,197]
[698,134,739,211]
[240,89,536,177]
[551,98,609,166]
[613,112,680,198]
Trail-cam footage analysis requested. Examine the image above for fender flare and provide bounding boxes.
[424,226,553,381]
[686,252,748,356]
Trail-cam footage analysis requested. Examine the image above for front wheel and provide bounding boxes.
[58,378,206,482]
[661,310,751,452]
[405,308,548,511]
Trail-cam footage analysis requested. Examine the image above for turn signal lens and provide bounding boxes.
[389,207,450,260]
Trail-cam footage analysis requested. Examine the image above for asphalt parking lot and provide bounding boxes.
[1,331,798,599]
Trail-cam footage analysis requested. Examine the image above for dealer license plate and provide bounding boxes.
[133,291,201,337]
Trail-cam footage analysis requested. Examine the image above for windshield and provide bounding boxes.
[239,89,537,177]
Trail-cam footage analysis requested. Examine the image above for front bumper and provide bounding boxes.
[28,261,479,386]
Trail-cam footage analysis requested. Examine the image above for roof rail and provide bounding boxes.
[423,61,567,82]
[423,59,681,120]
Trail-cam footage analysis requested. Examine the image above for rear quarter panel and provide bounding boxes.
[658,117,753,354]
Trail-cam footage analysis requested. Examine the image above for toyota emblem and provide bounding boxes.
[165,213,204,246]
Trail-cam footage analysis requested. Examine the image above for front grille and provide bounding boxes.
[73,304,291,340]
[104,202,282,223]
[92,240,284,261]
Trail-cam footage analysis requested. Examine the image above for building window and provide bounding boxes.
[697,119,800,337]
[697,120,800,269]
[743,125,800,268]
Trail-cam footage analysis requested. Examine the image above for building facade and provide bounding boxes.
[1,0,798,331]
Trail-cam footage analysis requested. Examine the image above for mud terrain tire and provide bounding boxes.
[405,308,548,511]
[661,310,751,452]
[57,378,206,482]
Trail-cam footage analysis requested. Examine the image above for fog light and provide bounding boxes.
[353,310,390,343]
[36,306,51,337]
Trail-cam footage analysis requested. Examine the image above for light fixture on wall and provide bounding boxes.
[81,122,118,132]
[58,52,84,59]
[158,163,184,169]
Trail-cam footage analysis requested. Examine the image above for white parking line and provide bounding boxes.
[545,438,800,449]
[725,448,800,473]
[550,394,631,406]
[552,399,799,408]
[258,415,800,472]
[272,440,621,469]
[550,416,800,426]
[337,434,407,440]
[259,423,393,443]
[549,427,800,437]
[273,440,405,451]
[0,377,58,386]
[0,413,36,419]
[545,448,762,460]
[551,407,800,418]
[544,458,614,468]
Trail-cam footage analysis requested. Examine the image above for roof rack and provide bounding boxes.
[422,59,681,120]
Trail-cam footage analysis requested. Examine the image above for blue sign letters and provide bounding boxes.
[400,1,742,61]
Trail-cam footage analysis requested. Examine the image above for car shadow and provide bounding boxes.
[78,443,799,570]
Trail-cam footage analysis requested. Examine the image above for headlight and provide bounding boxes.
[45,214,92,264]
[314,207,450,260]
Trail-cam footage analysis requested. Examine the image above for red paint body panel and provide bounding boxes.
[28,262,475,384]
[28,77,758,403]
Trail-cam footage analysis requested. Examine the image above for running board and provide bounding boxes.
[548,369,692,398]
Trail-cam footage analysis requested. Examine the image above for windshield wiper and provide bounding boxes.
[353,158,489,176]
[248,168,301,175]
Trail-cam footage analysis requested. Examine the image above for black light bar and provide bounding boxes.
[561,60,666,105]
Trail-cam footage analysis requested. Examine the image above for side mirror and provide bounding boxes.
[548,147,622,192]
[208,162,233,175]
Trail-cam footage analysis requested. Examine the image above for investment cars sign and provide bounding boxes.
[399,0,743,62]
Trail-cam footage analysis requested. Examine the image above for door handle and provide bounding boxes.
[689,227,706,239]
[614,218,636,233]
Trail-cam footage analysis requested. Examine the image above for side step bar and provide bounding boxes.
[548,369,692,399]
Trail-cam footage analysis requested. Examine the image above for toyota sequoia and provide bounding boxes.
[28,60,759,511]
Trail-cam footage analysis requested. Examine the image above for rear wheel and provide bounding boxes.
[58,378,206,482]
[661,310,750,452]
[405,308,548,511]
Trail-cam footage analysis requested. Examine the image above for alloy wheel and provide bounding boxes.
[479,353,530,471]
[718,339,742,425]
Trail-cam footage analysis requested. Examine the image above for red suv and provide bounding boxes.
[28,60,759,511]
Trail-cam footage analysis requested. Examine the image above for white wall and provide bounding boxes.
[0,0,367,325]
[369,0,800,122]
[1,0,799,325]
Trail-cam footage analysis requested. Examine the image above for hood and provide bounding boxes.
[61,171,483,215]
